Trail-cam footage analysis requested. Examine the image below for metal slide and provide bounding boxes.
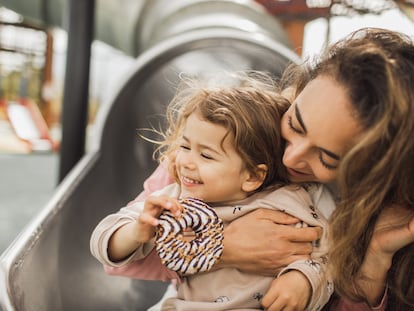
[0,1,300,310]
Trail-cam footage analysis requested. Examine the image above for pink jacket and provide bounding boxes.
[100,163,387,311]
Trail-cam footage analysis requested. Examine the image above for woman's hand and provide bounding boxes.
[218,208,322,275]
[357,204,414,305]
[370,204,414,259]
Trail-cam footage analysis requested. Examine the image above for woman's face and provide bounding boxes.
[281,75,363,183]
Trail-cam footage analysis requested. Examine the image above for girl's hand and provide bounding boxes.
[137,195,182,242]
[218,208,322,275]
[108,196,181,262]
[261,271,311,311]
[140,195,182,226]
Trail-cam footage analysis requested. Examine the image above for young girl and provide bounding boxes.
[90,71,336,310]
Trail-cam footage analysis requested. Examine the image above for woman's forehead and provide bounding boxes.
[296,76,362,156]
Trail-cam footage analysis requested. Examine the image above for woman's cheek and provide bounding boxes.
[314,167,337,183]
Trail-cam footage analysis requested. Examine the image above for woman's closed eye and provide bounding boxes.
[288,114,339,170]
[318,152,338,170]
[288,116,304,134]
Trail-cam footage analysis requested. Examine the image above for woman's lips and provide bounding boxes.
[286,167,310,177]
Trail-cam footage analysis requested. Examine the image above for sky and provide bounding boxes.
[303,7,414,58]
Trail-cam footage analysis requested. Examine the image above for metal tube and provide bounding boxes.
[58,0,95,181]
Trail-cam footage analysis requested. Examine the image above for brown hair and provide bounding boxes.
[282,28,414,310]
[155,70,290,192]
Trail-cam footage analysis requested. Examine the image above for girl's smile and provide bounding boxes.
[175,112,252,204]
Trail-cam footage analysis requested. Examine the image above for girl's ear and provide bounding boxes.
[242,164,267,193]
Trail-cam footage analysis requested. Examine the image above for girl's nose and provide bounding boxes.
[179,151,197,169]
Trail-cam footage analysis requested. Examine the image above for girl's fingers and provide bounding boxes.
[162,198,182,216]
[139,213,159,226]
[145,196,182,216]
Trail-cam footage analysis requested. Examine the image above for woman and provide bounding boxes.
[260,27,414,310]
[102,28,414,310]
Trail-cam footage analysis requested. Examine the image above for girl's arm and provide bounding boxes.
[104,164,321,279]
[108,195,181,262]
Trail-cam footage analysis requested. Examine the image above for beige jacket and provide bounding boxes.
[91,184,335,311]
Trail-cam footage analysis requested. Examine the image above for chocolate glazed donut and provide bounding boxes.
[155,197,224,275]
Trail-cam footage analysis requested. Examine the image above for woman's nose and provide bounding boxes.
[283,141,309,169]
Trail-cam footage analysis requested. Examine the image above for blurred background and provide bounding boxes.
[1,1,414,310]
[1,0,414,257]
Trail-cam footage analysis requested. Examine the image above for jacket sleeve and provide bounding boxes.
[104,248,180,282]
[328,289,388,311]
[270,186,335,311]
[278,257,333,311]
[90,165,179,281]
[89,200,155,267]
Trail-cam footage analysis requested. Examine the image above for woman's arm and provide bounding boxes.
[219,208,322,275]
[328,205,414,311]
[104,164,322,279]
[327,294,387,311]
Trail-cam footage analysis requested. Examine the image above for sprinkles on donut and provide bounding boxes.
[155,197,224,275]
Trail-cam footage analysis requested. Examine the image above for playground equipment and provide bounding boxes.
[0,1,300,310]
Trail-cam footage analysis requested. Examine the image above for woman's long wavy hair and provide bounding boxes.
[281,28,414,310]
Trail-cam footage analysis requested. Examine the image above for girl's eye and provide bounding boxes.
[180,144,190,151]
[288,116,303,134]
[318,153,338,171]
[201,153,213,160]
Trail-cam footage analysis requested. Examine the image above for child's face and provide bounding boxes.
[175,112,251,204]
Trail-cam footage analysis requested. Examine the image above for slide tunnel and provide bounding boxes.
[0,1,300,310]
